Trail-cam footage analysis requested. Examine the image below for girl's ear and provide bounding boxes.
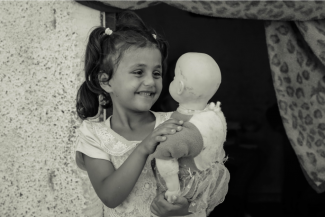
[178,80,185,95]
[99,73,113,93]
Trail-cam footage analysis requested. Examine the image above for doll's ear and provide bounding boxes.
[99,73,112,93]
[178,80,185,95]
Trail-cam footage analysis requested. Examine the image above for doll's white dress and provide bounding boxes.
[154,108,230,216]
[75,111,172,217]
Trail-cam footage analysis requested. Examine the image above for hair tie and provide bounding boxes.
[152,34,157,39]
[105,28,113,35]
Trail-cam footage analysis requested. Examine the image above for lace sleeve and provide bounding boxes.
[75,120,111,170]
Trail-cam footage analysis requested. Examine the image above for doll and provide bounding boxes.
[153,53,230,215]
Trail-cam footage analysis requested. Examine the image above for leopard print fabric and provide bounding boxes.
[265,20,325,192]
[100,1,325,21]
[76,0,325,192]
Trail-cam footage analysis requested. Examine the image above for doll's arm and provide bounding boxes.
[155,158,180,203]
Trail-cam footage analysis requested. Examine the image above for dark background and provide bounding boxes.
[135,3,325,217]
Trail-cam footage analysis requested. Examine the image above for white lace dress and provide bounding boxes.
[75,111,172,217]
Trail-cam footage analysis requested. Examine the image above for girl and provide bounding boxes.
[75,11,191,217]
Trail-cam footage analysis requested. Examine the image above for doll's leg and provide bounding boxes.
[155,158,180,203]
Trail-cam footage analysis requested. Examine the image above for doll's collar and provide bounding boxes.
[176,106,206,115]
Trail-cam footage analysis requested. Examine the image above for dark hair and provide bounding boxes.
[76,11,169,120]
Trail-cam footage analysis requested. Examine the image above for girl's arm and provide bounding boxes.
[83,145,148,208]
[83,119,184,208]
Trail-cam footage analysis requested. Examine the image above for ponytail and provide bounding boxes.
[76,26,114,120]
[76,82,99,120]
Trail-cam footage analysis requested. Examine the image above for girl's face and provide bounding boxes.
[108,47,163,113]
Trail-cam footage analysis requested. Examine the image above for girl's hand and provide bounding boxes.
[150,192,192,217]
[139,119,183,156]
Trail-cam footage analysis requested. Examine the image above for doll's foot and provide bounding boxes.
[165,189,180,203]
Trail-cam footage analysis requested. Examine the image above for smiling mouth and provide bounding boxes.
[136,92,155,97]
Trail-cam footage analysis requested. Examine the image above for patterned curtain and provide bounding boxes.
[76,0,325,193]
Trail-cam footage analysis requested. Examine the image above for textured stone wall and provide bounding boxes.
[0,1,101,216]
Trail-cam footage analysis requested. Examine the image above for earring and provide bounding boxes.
[98,94,109,105]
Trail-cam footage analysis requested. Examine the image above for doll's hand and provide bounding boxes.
[165,189,180,203]
[151,192,191,217]
[138,119,183,156]
[207,101,221,112]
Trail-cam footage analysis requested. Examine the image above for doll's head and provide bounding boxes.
[169,52,221,109]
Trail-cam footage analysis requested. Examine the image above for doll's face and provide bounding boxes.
[169,52,222,105]
[169,63,183,103]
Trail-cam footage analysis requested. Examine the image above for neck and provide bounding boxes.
[110,107,154,130]
[177,102,207,115]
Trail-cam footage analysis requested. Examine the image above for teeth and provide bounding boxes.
[138,92,152,96]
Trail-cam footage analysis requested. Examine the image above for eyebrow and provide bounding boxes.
[131,64,161,68]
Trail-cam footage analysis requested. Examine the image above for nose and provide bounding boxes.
[143,74,155,86]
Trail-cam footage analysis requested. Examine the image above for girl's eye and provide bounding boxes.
[133,70,143,75]
[153,71,162,78]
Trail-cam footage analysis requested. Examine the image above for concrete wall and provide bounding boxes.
[0,1,101,216]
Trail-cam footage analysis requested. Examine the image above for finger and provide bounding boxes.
[155,136,166,142]
[157,193,172,210]
[163,123,183,131]
[172,195,188,205]
[155,127,178,137]
[150,201,160,216]
[163,119,184,125]
[176,125,183,131]
[168,128,177,134]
